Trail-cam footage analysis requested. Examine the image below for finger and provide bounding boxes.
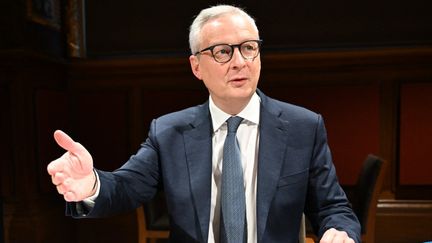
[57,180,75,200]
[56,184,66,195]
[320,228,336,243]
[54,130,93,174]
[61,178,73,191]
[332,231,347,243]
[344,238,355,243]
[47,157,66,175]
[51,172,66,185]
[54,130,86,156]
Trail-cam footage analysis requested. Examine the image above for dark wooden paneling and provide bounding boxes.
[84,1,432,57]
[0,1,26,50]
[141,89,208,132]
[376,200,432,243]
[35,89,69,194]
[400,82,432,185]
[75,211,137,243]
[0,83,14,197]
[70,89,131,171]
[1,51,74,243]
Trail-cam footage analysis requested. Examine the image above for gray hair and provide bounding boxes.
[188,5,259,54]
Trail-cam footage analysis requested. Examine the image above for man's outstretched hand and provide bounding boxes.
[47,130,96,202]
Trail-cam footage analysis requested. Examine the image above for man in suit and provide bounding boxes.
[48,4,360,243]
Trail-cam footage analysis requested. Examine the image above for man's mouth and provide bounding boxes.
[229,77,248,82]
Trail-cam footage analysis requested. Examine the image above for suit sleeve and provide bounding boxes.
[66,119,162,218]
[305,115,361,243]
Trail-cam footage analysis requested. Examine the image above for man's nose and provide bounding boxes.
[230,47,246,66]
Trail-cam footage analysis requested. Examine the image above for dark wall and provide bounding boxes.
[0,1,26,50]
[84,0,432,57]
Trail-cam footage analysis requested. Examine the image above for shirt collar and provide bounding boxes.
[209,92,261,132]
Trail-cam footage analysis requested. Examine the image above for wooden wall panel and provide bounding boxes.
[35,89,69,194]
[63,88,138,243]
[400,82,432,185]
[70,90,131,171]
[74,211,137,243]
[141,88,208,132]
[0,83,14,197]
[84,1,432,57]
[1,52,75,243]
[376,199,432,243]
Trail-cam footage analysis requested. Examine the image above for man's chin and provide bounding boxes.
[226,88,255,101]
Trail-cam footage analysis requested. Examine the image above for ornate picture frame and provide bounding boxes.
[27,0,61,30]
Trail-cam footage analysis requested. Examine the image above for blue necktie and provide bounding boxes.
[220,116,246,243]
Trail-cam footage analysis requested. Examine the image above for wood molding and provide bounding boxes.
[376,199,432,242]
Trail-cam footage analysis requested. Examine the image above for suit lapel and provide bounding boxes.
[256,93,290,242]
[183,103,213,242]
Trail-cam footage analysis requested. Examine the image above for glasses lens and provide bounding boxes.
[212,44,232,63]
[240,41,260,59]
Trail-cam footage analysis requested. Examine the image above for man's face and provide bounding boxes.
[189,14,261,112]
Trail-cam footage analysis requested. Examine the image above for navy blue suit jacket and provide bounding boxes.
[68,90,360,243]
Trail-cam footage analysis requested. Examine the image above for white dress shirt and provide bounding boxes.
[207,93,260,243]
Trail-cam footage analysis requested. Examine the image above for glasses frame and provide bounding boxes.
[194,39,263,63]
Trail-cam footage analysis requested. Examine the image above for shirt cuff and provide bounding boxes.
[82,170,101,208]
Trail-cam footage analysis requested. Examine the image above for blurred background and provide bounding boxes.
[1,0,432,242]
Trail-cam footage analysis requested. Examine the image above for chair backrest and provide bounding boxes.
[136,191,169,243]
[352,154,387,243]
[299,213,306,243]
[143,191,169,231]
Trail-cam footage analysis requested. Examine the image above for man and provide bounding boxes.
[48,5,360,243]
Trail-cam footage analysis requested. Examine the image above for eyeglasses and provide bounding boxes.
[194,40,262,63]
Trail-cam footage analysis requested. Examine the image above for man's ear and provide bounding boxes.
[189,55,202,80]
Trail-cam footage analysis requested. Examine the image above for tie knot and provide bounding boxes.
[226,116,243,133]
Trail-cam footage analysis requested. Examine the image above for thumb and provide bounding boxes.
[54,130,85,155]
[53,130,93,175]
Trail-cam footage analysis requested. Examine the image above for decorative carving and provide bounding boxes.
[27,0,61,30]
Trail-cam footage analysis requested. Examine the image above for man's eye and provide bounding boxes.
[216,48,230,55]
[243,45,255,51]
